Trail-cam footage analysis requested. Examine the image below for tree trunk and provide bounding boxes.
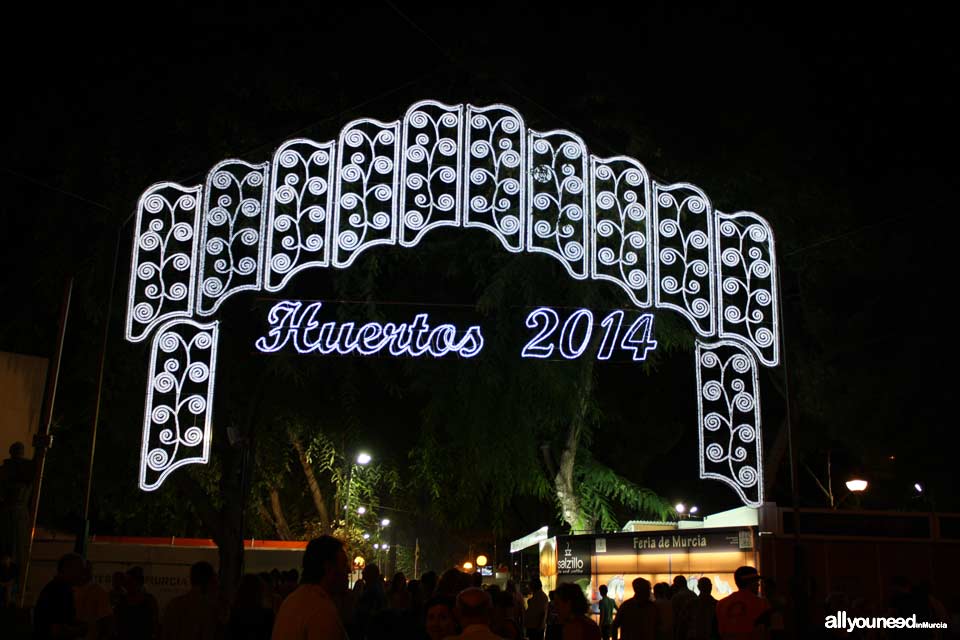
[554,347,598,532]
[290,430,331,532]
[269,488,293,540]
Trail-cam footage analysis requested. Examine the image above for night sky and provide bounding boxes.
[1,2,953,541]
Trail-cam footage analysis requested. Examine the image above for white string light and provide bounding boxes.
[127,99,780,506]
[139,318,219,491]
[254,300,484,359]
[695,340,763,507]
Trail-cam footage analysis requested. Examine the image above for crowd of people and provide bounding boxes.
[23,535,951,639]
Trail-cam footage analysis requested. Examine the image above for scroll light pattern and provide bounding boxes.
[126,99,779,505]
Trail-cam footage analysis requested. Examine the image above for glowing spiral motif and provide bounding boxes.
[128,100,782,502]
[696,340,763,507]
[126,183,203,342]
[527,130,588,279]
[399,101,463,247]
[716,211,779,366]
[139,319,219,491]
[333,118,400,268]
[464,104,526,251]
[197,160,269,315]
[653,183,715,336]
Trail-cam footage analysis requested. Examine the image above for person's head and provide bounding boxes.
[654,582,670,600]
[362,563,382,588]
[9,442,24,459]
[421,570,438,596]
[125,566,145,592]
[471,571,483,588]
[762,577,777,596]
[302,535,348,593]
[190,561,217,593]
[555,583,589,622]
[599,584,608,597]
[456,587,493,628]
[425,595,457,640]
[697,577,712,597]
[673,575,688,591]
[390,572,406,594]
[233,574,265,610]
[112,571,126,590]
[530,577,543,592]
[632,578,651,601]
[733,566,762,595]
[56,554,85,586]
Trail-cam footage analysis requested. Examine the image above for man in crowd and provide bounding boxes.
[33,553,87,639]
[685,577,719,640]
[524,578,549,640]
[451,587,501,640]
[272,535,349,640]
[671,576,696,639]
[162,561,223,640]
[716,567,770,640]
[597,584,618,640]
[612,577,658,640]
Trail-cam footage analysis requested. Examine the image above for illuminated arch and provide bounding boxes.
[126,100,779,506]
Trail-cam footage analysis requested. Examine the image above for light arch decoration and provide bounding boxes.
[125,100,779,506]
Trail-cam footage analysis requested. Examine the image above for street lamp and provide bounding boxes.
[476,555,488,568]
[381,518,391,527]
[845,478,868,492]
[914,483,923,493]
[463,562,473,571]
[357,506,367,515]
[675,503,686,514]
[345,451,372,531]
[689,505,699,515]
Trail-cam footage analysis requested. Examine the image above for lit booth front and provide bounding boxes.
[516,508,760,606]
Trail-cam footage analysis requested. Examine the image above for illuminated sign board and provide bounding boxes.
[255,300,656,362]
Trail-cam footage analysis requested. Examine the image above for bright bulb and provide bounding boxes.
[356,452,372,465]
[383,545,390,550]
[357,506,366,514]
[362,533,370,540]
[689,505,699,514]
[476,555,488,567]
[914,483,923,493]
[463,562,473,570]
[381,518,390,527]
[675,503,686,514]
[845,479,868,492]
[374,543,380,549]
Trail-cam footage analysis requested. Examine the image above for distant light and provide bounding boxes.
[373,543,380,549]
[689,506,699,515]
[354,556,365,567]
[463,562,473,571]
[888,455,896,461]
[476,555,488,567]
[357,452,372,465]
[383,545,390,550]
[381,518,391,527]
[675,503,686,514]
[845,479,868,492]
[362,533,370,540]
[914,483,923,493]
[357,506,367,515]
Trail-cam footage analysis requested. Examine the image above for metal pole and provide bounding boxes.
[776,263,807,636]
[76,229,122,556]
[18,277,73,606]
